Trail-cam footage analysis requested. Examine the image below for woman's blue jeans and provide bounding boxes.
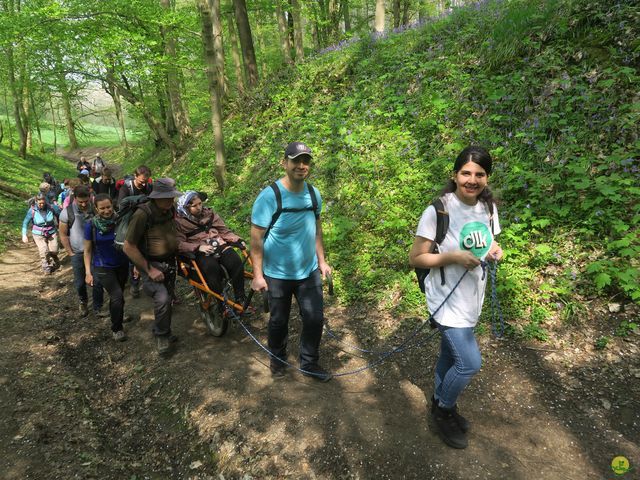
[434,325,482,409]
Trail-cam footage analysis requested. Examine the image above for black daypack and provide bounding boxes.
[415,197,495,292]
[263,182,319,241]
[114,195,152,251]
[415,198,449,293]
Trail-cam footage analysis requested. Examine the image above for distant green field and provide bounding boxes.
[2,122,144,149]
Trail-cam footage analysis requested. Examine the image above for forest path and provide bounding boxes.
[1,238,638,479]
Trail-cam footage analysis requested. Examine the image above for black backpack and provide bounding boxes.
[114,195,152,251]
[415,197,495,292]
[263,181,319,241]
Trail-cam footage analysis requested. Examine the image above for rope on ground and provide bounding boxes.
[228,261,505,378]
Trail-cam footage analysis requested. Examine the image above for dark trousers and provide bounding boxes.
[140,264,176,337]
[195,248,245,301]
[71,253,104,310]
[265,269,324,369]
[95,264,128,332]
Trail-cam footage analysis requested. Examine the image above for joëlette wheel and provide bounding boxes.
[194,288,228,337]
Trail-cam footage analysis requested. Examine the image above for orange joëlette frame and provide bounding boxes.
[178,247,253,314]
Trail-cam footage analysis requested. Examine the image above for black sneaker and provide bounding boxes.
[302,364,333,383]
[432,405,468,449]
[270,359,288,379]
[431,396,470,433]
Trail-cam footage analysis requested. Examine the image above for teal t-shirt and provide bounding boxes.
[251,180,322,280]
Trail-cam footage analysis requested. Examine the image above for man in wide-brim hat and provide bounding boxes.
[123,178,182,355]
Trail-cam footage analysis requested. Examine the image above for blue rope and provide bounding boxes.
[487,261,505,337]
[226,261,505,378]
[227,271,468,378]
[323,269,469,356]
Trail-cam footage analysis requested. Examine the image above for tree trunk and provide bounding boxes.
[392,0,400,28]
[402,0,410,26]
[117,79,177,159]
[58,74,79,150]
[374,0,385,33]
[290,0,304,61]
[198,0,227,190]
[3,89,15,149]
[106,65,128,153]
[48,89,57,152]
[418,0,427,23]
[6,46,28,158]
[160,0,192,142]
[208,0,226,98]
[233,0,259,88]
[343,0,351,32]
[227,12,245,94]
[22,86,32,151]
[28,89,44,153]
[255,25,268,77]
[275,0,293,64]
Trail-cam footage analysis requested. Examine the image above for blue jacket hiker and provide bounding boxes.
[22,193,61,275]
[84,194,130,341]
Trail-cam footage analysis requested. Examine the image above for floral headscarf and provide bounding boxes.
[176,190,200,221]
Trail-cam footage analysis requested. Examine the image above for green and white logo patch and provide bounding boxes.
[459,221,492,258]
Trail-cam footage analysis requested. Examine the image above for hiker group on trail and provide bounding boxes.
[20,143,502,450]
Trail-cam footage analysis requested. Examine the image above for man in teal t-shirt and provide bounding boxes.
[250,142,333,382]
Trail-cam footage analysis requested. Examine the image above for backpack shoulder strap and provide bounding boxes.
[432,197,449,247]
[65,205,76,230]
[263,182,283,241]
[306,182,320,220]
[486,201,495,235]
[432,197,449,286]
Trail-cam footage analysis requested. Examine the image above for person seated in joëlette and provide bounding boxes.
[175,191,248,307]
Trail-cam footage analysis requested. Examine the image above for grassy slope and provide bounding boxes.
[121,0,640,338]
[0,146,77,251]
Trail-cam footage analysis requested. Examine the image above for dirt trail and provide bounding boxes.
[1,240,638,479]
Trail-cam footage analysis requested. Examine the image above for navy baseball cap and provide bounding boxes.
[284,142,312,159]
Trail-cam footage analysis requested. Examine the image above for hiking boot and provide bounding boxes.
[168,335,178,344]
[130,285,140,298]
[95,307,109,319]
[270,359,288,379]
[156,336,171,355]
[113,330,127,342]
[302,364,333,383]
[431,396,470,433]
[432,405,468,449]
[79,302,89,318]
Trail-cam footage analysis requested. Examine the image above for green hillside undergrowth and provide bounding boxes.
[128,0,640,340]
[0,146,77,252]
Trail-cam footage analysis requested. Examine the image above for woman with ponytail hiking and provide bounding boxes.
[83,194,130,342]
[409,146,504,449]
[22,193,61,275]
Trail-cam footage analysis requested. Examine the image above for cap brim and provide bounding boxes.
[286,152,312,160]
